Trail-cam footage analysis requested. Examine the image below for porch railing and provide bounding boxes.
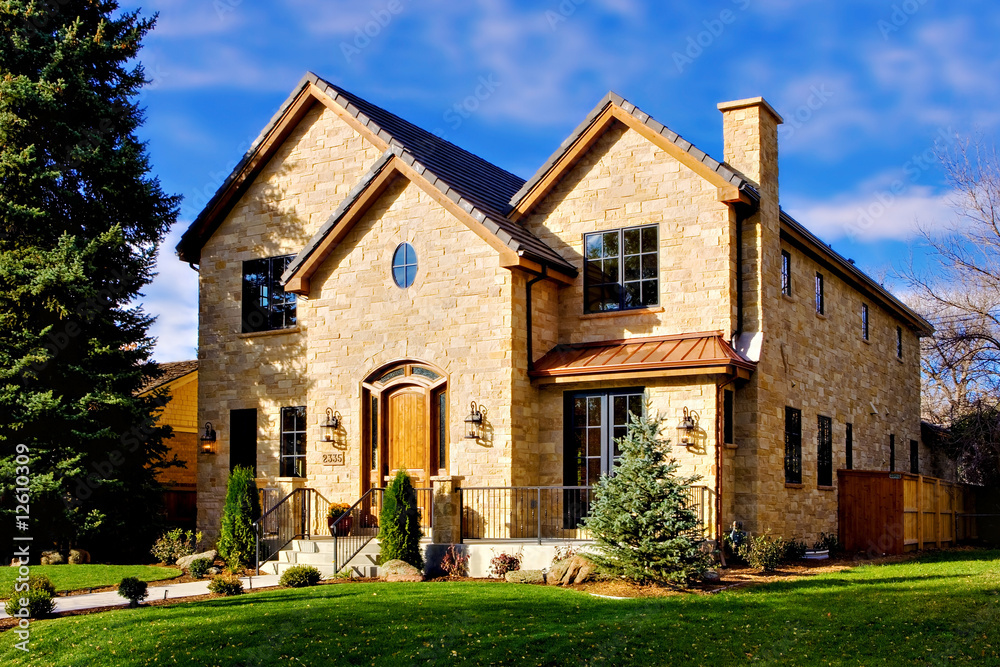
[459,484,714,543]
[331,487,383,574]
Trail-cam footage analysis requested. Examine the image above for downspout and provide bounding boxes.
[525,266,547,371]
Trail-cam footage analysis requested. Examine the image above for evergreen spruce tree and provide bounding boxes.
[377,469,424,569]
[583,407,712,584]
[0,2,179,561]
[216,466,261,571]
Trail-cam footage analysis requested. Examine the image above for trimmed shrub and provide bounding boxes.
[738,533,786,572]
[584,407,713,584]
[150,528,202,565]
[1,574,56,601]
[784,539,809,561]
[208,574,244,596]
[489,550,522,579]
[377,469,424,570]
[188,558,213,579]
[217,466,261,571]
[4,589,55,618]
[117,577,149,608]
[279,565,322,588]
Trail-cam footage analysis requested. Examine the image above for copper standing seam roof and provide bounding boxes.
[528,332,755,380]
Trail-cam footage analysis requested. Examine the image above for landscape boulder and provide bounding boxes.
[68,549,91,565]
[40,550,64,565]
[548,555,596,585]
[702,570,722,583]
[177,550,217,571]
[381,559,424,582]
[505,569,545,584]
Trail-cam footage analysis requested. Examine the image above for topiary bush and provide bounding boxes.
[279,565,322,588]
[377,469,424,570]
[208,574,244,596]
[188,558,213,579]
[4,588,55,618]
[217,466,261,571]
[738,532,786,572]
[117,577,148,608]
[583,406,713,584]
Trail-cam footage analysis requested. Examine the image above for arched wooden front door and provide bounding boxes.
[386,385,430,488]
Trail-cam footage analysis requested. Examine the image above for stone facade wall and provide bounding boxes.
[520,121,735,344]
[196,104,384,541]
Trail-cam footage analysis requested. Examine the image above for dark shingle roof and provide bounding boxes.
[510,91,748,209]
[140,360,198,394]
[283,144,576,284]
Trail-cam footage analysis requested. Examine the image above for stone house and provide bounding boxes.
[177,73,932,550]
[141,360,199,528]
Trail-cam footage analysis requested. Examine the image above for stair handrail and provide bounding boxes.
[332,486,384,574]
[254,487,313,573]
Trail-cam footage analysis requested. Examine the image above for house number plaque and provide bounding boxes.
[322,452,345,466]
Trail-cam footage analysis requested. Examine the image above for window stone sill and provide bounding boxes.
[237,326,301,339]
[784,482,804,489]
[580,306,665,320]
[817,485,835,491]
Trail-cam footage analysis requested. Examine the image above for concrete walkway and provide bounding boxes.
[0,573,282,619]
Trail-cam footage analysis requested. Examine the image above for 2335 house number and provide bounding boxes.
[322,452,345,466]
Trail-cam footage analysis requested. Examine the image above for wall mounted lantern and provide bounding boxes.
[322,407,341,442]
[677,407,699,445]
[200,421,217,454]
[464,401,483,439]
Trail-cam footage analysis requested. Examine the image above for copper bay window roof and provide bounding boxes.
[529,332,755,384]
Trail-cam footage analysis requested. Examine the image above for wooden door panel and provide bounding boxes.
[387,388,428,483]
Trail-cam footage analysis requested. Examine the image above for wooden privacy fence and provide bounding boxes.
[838,470,968,555]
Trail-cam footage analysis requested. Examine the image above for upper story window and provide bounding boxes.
[861,304,869,340]
[392,243,417,289]
[242,255,296,333]
[584,224,658,313]
[896,326,903,359]
[781,250,791,297]
[815,272,825,315]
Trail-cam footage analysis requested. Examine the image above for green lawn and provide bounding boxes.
[4,550,999,666]
[1,565,182,595]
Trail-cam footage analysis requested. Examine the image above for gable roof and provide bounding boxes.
[176,72,530,264]
[281,144,577,293]
[140,360,198,395]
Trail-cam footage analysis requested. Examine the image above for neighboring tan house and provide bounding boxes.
[177,73,933,552]
[141,360,199,528]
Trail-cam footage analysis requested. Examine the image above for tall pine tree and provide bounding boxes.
[583,407,712,584]
[0,1,179,561]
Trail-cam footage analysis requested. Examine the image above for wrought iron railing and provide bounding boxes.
[459,485,714,543]
[329,486,434,573]
[254,487,311,572]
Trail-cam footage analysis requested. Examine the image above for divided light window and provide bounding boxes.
[566,390,644,487]
[817,415,832,487]
[861,304,869,340]
[280,406,307,478]
[242,255,297,333]
[584,225,658,313]
[815,272,825,315]
[845,422,853,470]
[910,439,919,474]
[896,326,903,359]
[781,250,791,296]
[784,407,802,484]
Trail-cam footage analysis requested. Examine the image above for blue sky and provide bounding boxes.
[125,0,1000,362]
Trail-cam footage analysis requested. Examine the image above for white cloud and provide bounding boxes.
[783,184,956,244]
[142,224,199,363]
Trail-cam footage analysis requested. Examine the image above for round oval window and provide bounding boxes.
[392,242,417,288]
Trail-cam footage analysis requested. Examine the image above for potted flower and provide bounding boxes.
[327,503,353,536]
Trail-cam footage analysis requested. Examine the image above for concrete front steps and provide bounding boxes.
[260,538,382,578]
